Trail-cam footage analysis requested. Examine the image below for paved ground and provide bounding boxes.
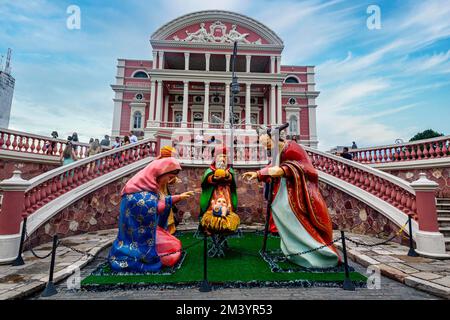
[1,227,448,300]
[32,246,439,300]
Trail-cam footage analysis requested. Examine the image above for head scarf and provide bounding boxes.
[157,146,176,159]
[122,157,181,195]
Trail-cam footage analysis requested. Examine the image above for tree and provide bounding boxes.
[409,129,444,142]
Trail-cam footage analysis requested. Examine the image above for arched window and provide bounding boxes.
[285,76,300,84]
[133,71,148,78]
[133,111,142,129]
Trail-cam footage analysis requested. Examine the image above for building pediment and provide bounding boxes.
[151,10,284,48]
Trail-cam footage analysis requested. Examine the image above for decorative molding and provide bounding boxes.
[151,10,284,47]
[173,21,262,45]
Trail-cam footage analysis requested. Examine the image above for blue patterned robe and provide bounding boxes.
[108,191,172,273]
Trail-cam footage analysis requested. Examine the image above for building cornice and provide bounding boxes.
[151,10,284,47]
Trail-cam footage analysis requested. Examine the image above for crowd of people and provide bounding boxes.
[41,130,141,166]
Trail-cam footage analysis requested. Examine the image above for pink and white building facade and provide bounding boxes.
[111,10,319,147]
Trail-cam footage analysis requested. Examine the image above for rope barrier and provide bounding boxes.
[25,230,59,260]
[343,220,409,247]
[58,237,204,262]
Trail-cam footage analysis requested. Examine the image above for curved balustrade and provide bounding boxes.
[349,136,450,164]
[175,142,268,165]
[0,128,110,159]
[22,139,157,216]
[304,146,417,218]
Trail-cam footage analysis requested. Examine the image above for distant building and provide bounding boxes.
[0,48,15,128]
[111,11,320,147]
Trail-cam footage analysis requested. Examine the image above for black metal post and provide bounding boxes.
[407,215,419,257]
[340,231,356,291]
[199,232,212,292]
[41,235,58,297]
[261,181,274,253]
[12,216,27,266]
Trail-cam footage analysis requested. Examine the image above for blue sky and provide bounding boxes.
[0,0,449,151]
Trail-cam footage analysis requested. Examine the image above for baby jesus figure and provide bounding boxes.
[212,197,231,217]
[200,193,240,234]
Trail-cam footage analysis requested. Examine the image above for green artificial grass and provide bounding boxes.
[81,232,366,287]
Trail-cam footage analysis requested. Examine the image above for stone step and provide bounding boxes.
[436,203,450,208]
[438,217,450,227]
[439,227,450,238]
[437,198,450,202]
[437,209,450,217]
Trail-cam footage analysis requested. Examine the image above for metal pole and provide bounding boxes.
[407,215,419,257]
[12,217,27,266]
[199,232,212,292]
[41,235,58,297]
[229,41,239,165]
[340,231,356,291]
[261,182,273,253]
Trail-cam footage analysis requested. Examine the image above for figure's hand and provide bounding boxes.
[268,166,284,177]
[242,171,258,182]
[179,191,194,200]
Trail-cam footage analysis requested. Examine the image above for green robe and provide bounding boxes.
[199,167,238,218]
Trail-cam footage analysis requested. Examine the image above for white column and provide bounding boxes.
[184,52,190,71]
[270,56,275,74]
[203,82,210,128]
[224,82,230,127]
[163,95,169,124]
[205,53,211,72]
[224,82,230,128]
[263,98,267,125]
[225,54,231,72]
[270,84,276,126]
[158,51,164,69]
[276,56,281,73]
[181,81,189,127]
[154,81,163,124]
[112,91,123,136]
[308,103,318,147]
[152,51,158,69]
[147,80,156,126]
[245,83,251,129]
[277,85,282,124]
[246,55,252,73]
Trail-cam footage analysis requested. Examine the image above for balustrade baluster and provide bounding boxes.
[374,177,381,196]
[0,132,4,148]
[369,176,375,192]
[24,193,31,214]
[435,143,442,158]
[416,146,423,160]
[429,143,436,158]
[410,147,416,160]
[12,135,18,151]
[17,136,24,151]
[36,139,42,154]
[404,148,410,161]
[442,140,448,157]
[422,143,429,158]
[399,148,405,161]
[373,150,379,163]
[5,133,11,149]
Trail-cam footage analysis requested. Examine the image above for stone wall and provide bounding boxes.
[381,167,450,198]
[0,158,60,181]
[28,166,406,247]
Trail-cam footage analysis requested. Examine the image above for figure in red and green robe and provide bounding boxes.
[199,146,240,234]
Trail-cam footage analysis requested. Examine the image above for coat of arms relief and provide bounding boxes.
[173,21,262,44]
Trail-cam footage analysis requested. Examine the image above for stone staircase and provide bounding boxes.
[437,198,450,251]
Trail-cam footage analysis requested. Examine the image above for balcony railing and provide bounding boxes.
[0,128,110,159]
[349,135,450,164]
